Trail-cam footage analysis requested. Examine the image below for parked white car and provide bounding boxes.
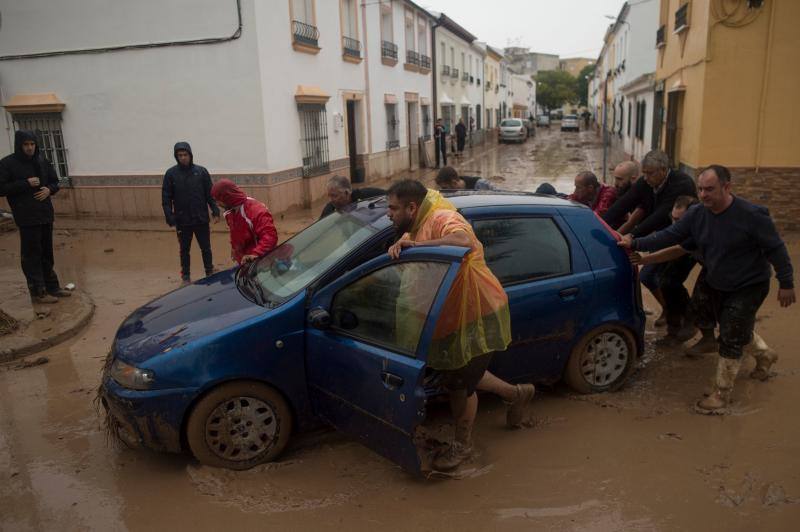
[499,119,527,143]
[561,114,579,132]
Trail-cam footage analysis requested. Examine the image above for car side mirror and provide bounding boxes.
[307,307,331,330]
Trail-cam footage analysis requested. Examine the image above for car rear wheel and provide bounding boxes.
[186,381,292,470]
[565,325,636,394]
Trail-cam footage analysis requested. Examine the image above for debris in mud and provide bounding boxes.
[14,356,49,370]
[104,248,115,253]
[715,473,756,508]
[658,432,683,441]
[568,157,583,162]
[761,483,798,507]
[111,299,126,305]
[521,416,567,429]
[0,309,19,335]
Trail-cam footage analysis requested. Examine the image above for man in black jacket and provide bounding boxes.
[162,142,219,284]
[319,175,385,219]
[0,130,69,304]
[620,164,795,414]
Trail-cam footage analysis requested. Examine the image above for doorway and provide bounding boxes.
[652,90,664,150]
[407,101,419,169]
[665,91,682,168]
[346,100,363,183]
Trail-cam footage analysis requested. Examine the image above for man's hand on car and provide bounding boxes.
[388,238,415,260]
[617,234,634,250]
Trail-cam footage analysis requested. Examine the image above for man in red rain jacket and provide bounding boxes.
[210,179,278,264]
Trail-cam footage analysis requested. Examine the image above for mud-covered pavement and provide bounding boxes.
[2,128,799,531]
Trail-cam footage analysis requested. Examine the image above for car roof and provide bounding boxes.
[355,190,583,211]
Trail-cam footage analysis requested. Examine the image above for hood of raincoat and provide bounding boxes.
[211,178,247,208]
[173,141,193,166]
[14,130,39,161]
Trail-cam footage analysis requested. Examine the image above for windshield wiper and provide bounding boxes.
[235,263,266,306]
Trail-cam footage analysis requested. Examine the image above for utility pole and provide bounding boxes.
[602,71,608,182]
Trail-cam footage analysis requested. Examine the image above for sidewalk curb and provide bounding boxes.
[0,291,95,363]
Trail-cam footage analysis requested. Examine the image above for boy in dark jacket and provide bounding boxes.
[162,142,220,284]
[0,130,68,303]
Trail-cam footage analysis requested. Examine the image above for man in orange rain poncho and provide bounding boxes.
[387,179,536,471]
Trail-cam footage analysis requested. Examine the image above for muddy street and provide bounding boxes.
[1,130,799,531]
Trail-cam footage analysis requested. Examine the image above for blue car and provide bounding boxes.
[100,192,644,474]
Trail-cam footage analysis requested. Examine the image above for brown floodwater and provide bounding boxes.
[1,130,799,531]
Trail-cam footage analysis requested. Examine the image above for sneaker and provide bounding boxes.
[506,383,536,428]
[432,440,473,471]
[205,268,216,277]
[674,324,698,343]
[47,288,72,298]
[180,276,191,287]
[32,293,59,304]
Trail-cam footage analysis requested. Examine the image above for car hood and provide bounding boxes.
[113,269,266,364]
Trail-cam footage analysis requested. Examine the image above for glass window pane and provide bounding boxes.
[331,262,449,354]
[474,218,571,284]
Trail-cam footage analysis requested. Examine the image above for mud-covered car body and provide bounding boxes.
[100,192,644,474]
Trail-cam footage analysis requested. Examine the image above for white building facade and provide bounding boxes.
[431,14,476,135]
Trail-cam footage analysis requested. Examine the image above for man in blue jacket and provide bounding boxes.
[162,142,220,285]
[619,165,795,414]
[0,130,69,304]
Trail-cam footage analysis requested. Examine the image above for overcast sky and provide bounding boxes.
[419,0,629,58]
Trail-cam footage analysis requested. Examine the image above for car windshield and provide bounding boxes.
[565,115,577,120]
[501,119,522,127]
[242,199,390,307]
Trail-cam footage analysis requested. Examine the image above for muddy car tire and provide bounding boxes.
[565,325,637,394]
[186,381,292,470]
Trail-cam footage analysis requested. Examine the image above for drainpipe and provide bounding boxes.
[361,0,373,157]
[431,19,442,121]
[754,0,775,174]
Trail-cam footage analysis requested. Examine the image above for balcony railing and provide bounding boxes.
[386,139,400,150]
[406,50,420,66]
[292,20,319,47]
[419,54,431,70]
[451,67,459,79]
[462,71,470,82]
[470,75,474,83]
[442,64,451,76]
[675,3,689,32]
[381,40,398,60]
[656,25,666,47]
[485,81,492,91]
[343,36,361,58]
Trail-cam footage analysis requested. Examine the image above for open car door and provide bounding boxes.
[304,246,469,474]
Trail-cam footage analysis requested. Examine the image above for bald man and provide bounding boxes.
[613,161,639,197]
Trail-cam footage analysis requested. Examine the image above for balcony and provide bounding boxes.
[485,80,492,92]
[656,25,666,48]
[406,50,420,66]
[381,40,398,62]
[470,75,474,83]
[462,71,470,82]
[292,20,319,49]
[419,54,431,70]
[442,64,451,76]
[451,67,459,79]
[342,36,361,61]
[674,3,689,33]
[386,139,400,150]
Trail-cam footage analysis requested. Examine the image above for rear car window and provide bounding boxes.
[474,218,571,285]
[500,119,522,127]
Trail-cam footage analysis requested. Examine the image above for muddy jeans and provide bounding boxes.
[176,223,213,279]
[659,255,697,334]
[688,268,716,332]
[709,280,770,359]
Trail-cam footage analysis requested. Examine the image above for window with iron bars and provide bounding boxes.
[421,105,431,141]
[297,104,330,177]
[13,113,70,182]
[386,104,400,149]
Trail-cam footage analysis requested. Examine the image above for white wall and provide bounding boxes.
[254,0,367,174]
[435,26,473,126]
[362,1,433,152]
[0,0,267,175]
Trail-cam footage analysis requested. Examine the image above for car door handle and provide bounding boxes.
[559,287,580,299]
[381,371,404,389]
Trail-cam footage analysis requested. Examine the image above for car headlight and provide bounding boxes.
[109,359,155,390]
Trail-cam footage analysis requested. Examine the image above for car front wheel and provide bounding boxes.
[186,381,293,470]
[564,325,636,393]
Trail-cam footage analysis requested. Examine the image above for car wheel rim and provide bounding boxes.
[579,332,629,387]
[205,396,279,462]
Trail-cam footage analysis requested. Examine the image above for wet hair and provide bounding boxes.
[700,164,732,184]
[641,150,670,171]
[327,174,352,192]
[576,171,599,189]
[435,166,459,187]
[673,195,699,210]
[536,183,558,195]
[387,179,427,206]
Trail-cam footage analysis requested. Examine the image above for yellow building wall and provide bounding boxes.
[698,0,800,167]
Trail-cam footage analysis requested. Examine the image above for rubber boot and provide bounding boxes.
[685,329,716,358]
[432,419,473,471]
[746,332,778,381]
[695,357,740,415]
[506,383,536,428]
